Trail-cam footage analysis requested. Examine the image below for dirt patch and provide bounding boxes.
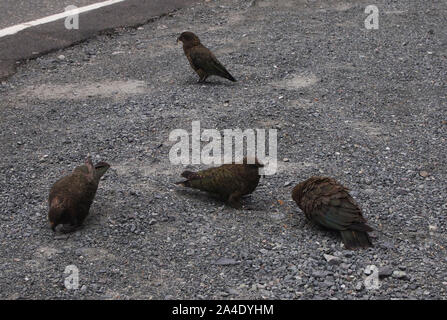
[18,80,147,101]
[272,73,319,90]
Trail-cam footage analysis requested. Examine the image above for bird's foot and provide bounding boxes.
[228,192,242,209]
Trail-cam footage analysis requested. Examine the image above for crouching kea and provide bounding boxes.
[292,176,373,249]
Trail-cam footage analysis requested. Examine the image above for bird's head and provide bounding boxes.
[243,156,264,169]
[94,161,110,179]
[177,31,201,46]
[291,182,305,207]
[292,177,325,207]
[243,157,265,177]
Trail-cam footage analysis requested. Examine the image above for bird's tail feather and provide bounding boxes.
[340,230,373,249]
[214,65,236,82]
[225,73,236,82]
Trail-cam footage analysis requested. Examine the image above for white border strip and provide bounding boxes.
[0,0,126,38]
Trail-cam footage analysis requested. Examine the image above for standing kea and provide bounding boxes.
[176,157,263,208]
[48,155,110,232]
[177,31,236,83]
[292,176,373,249]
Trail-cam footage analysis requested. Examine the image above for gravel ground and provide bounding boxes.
[0,0,446,300]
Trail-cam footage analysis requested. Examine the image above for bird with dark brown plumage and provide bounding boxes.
[176,157,262,208]
[48,155,110,232]
[177,31,236,83]
[292,176,373,249]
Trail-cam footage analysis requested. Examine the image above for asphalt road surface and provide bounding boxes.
[0,0,197,80]
[0,0,101,29]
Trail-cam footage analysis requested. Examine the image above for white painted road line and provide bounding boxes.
[0,0,127,38]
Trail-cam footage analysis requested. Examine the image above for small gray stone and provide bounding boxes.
[226,288,239,295]
[214,258,240,265]
[392,271,409,280]
[379,266,393,278]
[340,263,350,269]
[323,254,341,265]
[54,234,69,240]
[312,271,326,278]
[322,280,334,288]
[380,241,395,249]
[355,282,363,291]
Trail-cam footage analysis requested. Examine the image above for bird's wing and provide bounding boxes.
[312,197,365,231]
[303,181,370,232]
[189,45,231,76]
[50,172,96,203]
[188,166,239,195]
